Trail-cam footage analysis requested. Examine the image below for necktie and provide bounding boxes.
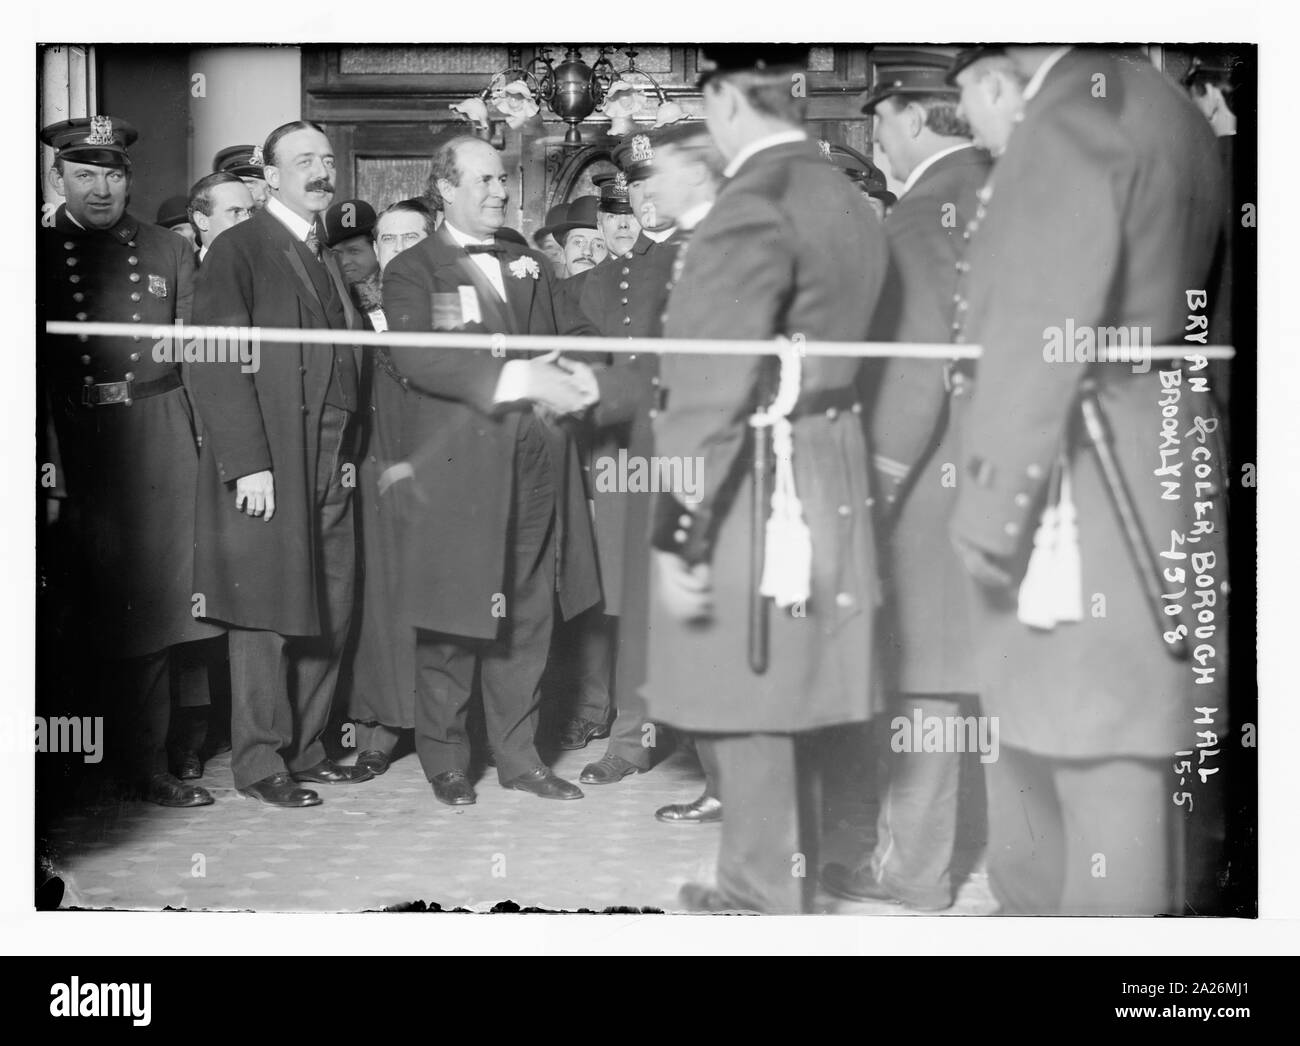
[305,222,323,261]
[464,243,505,257]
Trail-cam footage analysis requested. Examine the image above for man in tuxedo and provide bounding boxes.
[190,120,374,807]
[382,134,601,805]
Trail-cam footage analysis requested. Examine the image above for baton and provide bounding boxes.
[749,424,771,675]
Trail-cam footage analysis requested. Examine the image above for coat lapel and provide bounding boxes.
[430,227,516,335]
[499,246,539,334]
[257,212,329,327]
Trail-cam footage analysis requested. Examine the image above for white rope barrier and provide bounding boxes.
[43,321,1236,361]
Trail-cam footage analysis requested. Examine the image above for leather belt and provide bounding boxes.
[789,386,861,420]
[81,369,182,407]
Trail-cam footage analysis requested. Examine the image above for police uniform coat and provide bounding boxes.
[189,207,362,636]
[951,48,1230,759]
[39,207,222,658]
[646,138,888,733]
[868,145,993,694]
[381,225,600,640]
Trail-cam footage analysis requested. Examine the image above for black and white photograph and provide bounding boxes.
[7,2,1291,968]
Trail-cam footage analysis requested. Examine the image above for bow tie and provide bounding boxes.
[464,243,506,257]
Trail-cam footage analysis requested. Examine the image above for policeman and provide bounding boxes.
[39,116,223,806]
[213,144,270,210]
[557,127,695,785]
[648,47,888,913]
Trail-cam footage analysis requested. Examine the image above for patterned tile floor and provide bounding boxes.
[41,742,996,916]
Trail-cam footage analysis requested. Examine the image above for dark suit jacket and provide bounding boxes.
[868,144,993,694]
[381,225,599,640]
[189,207,361,636]
[951,48,1229,757]
[646,138,888,733]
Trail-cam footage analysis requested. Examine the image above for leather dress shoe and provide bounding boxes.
[677,882,757,914]
[172,751,203,781]
[557,716,610,751]
[291,758,374,785]
[820,863,902,905]
[239,772,322,807]
[143,772,213,808]
[355,750,391,776]
[504,766,584,800]
[655,794,722,824]
[431,770,476,806]
[580,752,641,785]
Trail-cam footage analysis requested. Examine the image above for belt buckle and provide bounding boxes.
[83,379,133,407]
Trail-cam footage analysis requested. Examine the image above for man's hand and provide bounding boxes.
[952,535,1013,588]
[655,550,714,623]
[520,350,597,415]
[235,470,275,521]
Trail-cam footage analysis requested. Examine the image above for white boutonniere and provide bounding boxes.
[509,256,540,280]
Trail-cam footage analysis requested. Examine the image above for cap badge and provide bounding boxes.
[86,116,115,147]
[817,139,832,160]
[249,145,265,168]
[147,274,168,299]
[631,134,653,163]
[613,171,628,193]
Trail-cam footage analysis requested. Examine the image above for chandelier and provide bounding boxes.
[454,46,684,145]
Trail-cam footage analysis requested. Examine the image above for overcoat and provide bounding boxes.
[868,145,993,694]
[645,139,888,733]
[950,48,1230,758]
[39,207,222,658]
[189,207,362,636]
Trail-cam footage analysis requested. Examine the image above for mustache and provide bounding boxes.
[305,179,335,193]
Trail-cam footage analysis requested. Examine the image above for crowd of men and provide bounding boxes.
[37,44,1249,916]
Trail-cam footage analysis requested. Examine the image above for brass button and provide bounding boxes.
[837,504,851,517]
[1003,521,1020,537]
[128,256,139,265]
[129,272,141,283]
[128,241,137,248]
[851,402,862,414]
[72,292,84,303]
[864,496,875,508]
[623,317,631,325]
[63,241,74,250]
[80,355,91,365]
[678,514,691,527]
[621,266,630,275]
[77,334,88,343]
[648,408,659,419]
[130,292,142,302]
[75,312,87,321]
[620,297,629,305]
[131,313,141,322]
[835,592,854,608]
[129,352,140,362]
[66,257,77,267]
[68,275,80,284]
[1014,493,1030,508]
[673,528,688,543]
[124,371,135,381]
[83,375,94,385]
[1026,463,1044,480]
[619,281,629,290]
[650,375,660,386]
[826,407,838,421]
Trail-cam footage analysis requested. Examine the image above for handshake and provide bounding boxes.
[497,349,599,417]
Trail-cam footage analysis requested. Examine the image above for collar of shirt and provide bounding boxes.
[442,220,506,300]
[644,226,676,244]
[900,142,975,198]
[199,243,209,263]
[266,194,317,242]
[442,221,496,249]
[1021,47,1073,102]
[724,129,808,178]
